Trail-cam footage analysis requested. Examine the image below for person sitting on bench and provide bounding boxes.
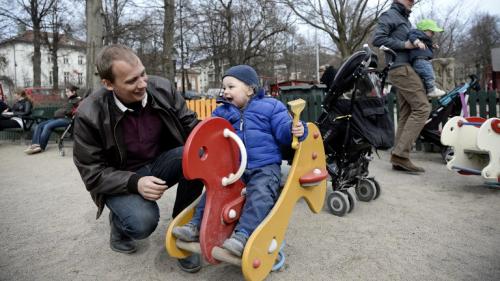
[24,85,82,154]
[0,88,33,131]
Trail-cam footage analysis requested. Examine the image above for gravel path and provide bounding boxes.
[1,142,499,281]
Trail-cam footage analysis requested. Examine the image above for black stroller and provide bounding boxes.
[417,75,481,162]
[316,45,396,216]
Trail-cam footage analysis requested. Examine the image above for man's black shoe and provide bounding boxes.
[177,254,202,273]
[109,212,136,254]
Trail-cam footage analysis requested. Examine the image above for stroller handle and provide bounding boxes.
[379,45,396,65]
[361,44,373,67]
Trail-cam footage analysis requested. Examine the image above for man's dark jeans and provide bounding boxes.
[105,146,203,240]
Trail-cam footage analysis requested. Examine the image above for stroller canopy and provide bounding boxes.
[330,50,378,96]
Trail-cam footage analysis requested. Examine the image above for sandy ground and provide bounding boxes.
[0,141,499,281]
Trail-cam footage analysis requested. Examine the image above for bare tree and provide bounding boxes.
[41,1,71,91]
[225,0,293,65]
[0,0,57,87]
[102,0,132,44]
[456,13,500,84]
[162,0,175,82]
[190,0,293,87]
[86,0,105,91]
[282,0,390,59]
[0,13,14,40]
[187,0,227,88]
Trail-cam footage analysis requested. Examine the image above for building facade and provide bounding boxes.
[0,31,86,92]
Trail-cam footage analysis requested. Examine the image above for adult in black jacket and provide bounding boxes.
[372,0,431,173]
[25,85,82,154]
[320,65,337,92]
[73,44,203,273]
[0,100,8,112]
[0,88,33,130]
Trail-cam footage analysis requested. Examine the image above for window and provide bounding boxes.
[24,77,32,87]
[77,73,83,85]
[49,71,53,85]
[63,55,68,64]
[64,72,70,84]
[78,56,83,65]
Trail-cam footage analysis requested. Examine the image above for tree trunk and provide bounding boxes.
[51,34,59,91]
[162,0,175,82]
[222,2,234,66]
[32,23,42,87]
[86,0,105,92]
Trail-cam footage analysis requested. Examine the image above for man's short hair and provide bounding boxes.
[67,84,79,93]
[96,44,139,82]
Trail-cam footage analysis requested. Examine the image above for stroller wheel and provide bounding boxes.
[341,189,356,213]
[326,191,350,216]
[367,178,381,200]
[355,179,376,202]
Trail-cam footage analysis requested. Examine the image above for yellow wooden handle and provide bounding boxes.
[287,99,306,150]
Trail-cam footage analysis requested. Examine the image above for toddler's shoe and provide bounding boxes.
[222,232,248,257]
[428,88,446,98]
[172,223,199,242]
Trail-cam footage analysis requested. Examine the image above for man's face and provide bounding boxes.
[398,0,414,10]
[103,58,148,104]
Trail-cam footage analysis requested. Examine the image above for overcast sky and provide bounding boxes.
[406,0,500,18]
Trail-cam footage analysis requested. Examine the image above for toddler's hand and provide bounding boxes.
[292,122,304,138]
[417,42,426,50]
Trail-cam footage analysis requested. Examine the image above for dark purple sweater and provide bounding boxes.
[121,104,166,171]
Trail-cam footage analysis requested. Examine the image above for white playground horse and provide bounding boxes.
[441,116,500,186]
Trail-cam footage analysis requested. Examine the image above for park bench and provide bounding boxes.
[3,108,48,144]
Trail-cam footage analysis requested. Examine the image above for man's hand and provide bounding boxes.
[404,40,415,49]
[137,176,168,201]
[416,41,426,50]
[292,121,305,138]
[409,39,426,50]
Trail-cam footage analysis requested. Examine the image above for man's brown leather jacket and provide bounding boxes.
[73,76,199,219]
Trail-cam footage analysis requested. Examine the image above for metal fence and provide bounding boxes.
[1,89,498,143]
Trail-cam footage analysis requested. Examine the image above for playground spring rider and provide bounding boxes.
[441,116,500,187]
[165,99,328,281]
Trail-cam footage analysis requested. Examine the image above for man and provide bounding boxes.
[372,0,431,173]
[73,44,203,272]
